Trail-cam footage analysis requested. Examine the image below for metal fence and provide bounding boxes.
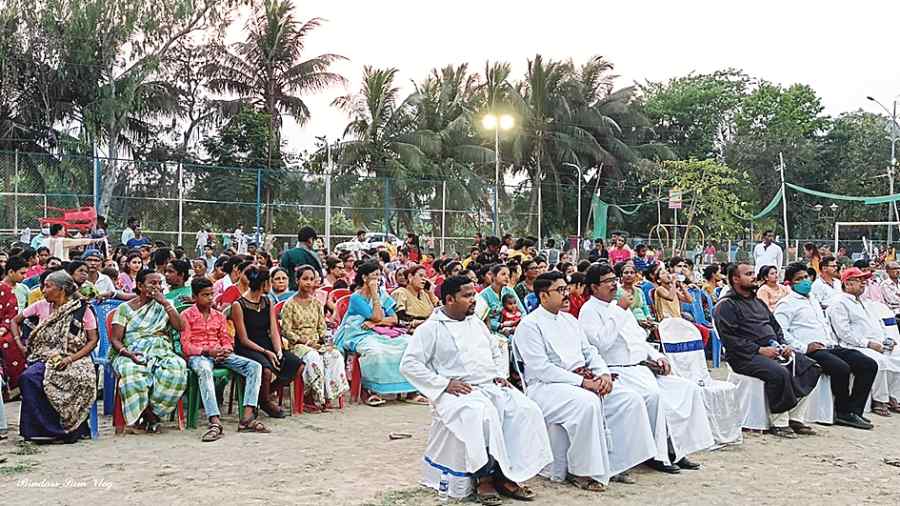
[0,150,561,255]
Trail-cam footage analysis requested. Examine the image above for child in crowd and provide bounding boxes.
[499,292,522,335]
[566,272,587,318]
[180,277,270,441]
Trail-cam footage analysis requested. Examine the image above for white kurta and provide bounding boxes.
[579,297,714,464]
[827,293,900,402]
[515,306,656,481]
[400,309,552,498]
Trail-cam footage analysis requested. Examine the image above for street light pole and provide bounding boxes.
[494,124,500,237]
[562,162,584,248]
[866,95,900,243]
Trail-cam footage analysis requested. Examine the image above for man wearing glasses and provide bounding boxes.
[514,271,657,490]
[578,264,714,474]
[812,255,843,309]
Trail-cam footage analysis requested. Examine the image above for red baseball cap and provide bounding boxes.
[840,267,872,284]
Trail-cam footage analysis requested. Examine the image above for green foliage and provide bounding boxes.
[657,159,749,236]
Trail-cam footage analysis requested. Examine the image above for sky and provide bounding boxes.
[248,0,900,154]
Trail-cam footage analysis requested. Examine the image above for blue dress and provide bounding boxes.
[332,292,416,395]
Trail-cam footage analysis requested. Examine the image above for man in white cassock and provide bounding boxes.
[514,271,657,491]
[578,263,714,473]
[400,276,552,505]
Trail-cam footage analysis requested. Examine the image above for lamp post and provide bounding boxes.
[562,162,586,249]
[483,113,514,236]
[866,95,900,244]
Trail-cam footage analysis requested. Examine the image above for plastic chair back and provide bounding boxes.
[658,317,711,384]
[330,288,351,303]
[90,300,124,363]
[864,300,900,347]
[335,295,351,324]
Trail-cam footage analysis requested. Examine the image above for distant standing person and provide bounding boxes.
[753,230,783,275]
[196,228,209,257]
[279,226,323,291]
[233,224,248,255]
[121,217,138,246]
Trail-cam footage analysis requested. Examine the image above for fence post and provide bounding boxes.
[383,177,391,235]
[324,174,332,251]
[13,149,19,236]
[255,168,262,244]
[177,162,184,247]
[441,180,447,254]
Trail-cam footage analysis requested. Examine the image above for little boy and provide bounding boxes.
[181,277,269,440]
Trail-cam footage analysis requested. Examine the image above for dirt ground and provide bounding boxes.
[2,387,900,506]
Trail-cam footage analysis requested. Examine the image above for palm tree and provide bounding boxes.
[207,0,346,228]
[334,66,432,233]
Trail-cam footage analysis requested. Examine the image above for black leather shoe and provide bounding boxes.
[835,413,873,430]
[859,413,872,424]
[645,459,681,474]
[675,457,701,470]
[768,426,798,439]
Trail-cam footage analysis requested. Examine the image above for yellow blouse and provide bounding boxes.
[280,296,326,356]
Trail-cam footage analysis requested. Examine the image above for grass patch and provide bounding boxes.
[362,487,434,506]
[0,461,38,476]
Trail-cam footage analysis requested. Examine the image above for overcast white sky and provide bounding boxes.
[258,0,900,154]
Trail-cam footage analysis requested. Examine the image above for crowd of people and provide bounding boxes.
[1,222,900,504]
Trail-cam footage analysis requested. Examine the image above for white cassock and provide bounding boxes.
[579,297,714,464]
[400,309,552,499]
[514,306,657,483]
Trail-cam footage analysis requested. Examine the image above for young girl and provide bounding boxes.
[499,293,522,335]
[566,272,587,318]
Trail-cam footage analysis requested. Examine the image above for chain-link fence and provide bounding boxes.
[0,150,553,254]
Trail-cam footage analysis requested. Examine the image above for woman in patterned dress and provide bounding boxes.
[110,269,187,433]
[279,266,349,411]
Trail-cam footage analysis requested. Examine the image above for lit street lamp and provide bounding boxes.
[483,113,515,236]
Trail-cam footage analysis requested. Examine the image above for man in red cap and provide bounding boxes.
[826,267,900,417]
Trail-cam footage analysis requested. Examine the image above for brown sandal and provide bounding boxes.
[872,403,892,417]
[566,474,606,493]
[201,423,224,442]
[238,418,271,433]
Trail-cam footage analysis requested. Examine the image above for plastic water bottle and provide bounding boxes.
[438,471,449,502]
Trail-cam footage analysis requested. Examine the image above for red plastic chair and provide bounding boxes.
[108,311,185,434]
[333,295,363,403]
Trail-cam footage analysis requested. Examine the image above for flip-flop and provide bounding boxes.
[366,395,387,407]
[238,418,271,433]
[201,423,224,442]
[497,481,538,500]
[566,475,606,493]
[475,491,503,506]
[401,396,429,406]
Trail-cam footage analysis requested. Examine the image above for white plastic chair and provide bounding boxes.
[658,317,742,444]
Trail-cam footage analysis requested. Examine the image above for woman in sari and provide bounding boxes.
[110,269,188,433]
[391,265,439,330]
[333,260,426,407]
[279,266,349,411]
[10,271,98,443]
[474,264,524,379]
[268,267,295,304]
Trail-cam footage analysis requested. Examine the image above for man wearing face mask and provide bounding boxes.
[774,263,877,430]
[713,262,822,438]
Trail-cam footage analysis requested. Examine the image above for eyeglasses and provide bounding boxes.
[596,276,617,285]
[549,286,569,295]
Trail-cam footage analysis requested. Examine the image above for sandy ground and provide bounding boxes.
[2,383,900,506]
